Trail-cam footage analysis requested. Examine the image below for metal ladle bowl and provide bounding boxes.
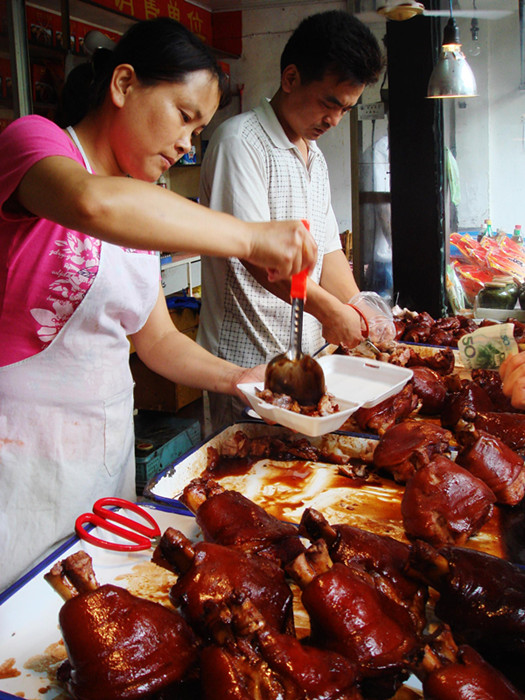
[264,268,326,406]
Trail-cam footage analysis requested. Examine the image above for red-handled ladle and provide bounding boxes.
[264,222,326,406]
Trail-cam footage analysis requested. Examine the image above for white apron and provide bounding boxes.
[0,132,159,592]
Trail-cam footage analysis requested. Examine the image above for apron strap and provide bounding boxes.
[66,126,93,174]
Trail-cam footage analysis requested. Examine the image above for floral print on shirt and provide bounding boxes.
[30,232,101,346]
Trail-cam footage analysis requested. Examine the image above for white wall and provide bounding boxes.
[453,14,525,234]
[202,6,523,237]
[203,1,382,233]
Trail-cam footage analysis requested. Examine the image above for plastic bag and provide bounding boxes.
[348,291,396,344]
[446,263,467,313]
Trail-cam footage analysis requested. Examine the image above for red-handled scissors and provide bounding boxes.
[75,497,161,552]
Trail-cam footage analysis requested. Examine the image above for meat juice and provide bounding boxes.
[200,450,507,559]
[203,455,257,478]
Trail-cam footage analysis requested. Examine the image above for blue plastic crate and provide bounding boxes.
[134,411,201,493]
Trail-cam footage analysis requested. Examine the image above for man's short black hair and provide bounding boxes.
[280,10,384,86]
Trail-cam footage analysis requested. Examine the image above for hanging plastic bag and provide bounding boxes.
[348,291,396,344]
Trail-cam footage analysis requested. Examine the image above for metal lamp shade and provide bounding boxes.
[427,47,478,98]
[83,30,117,56]
[427,17,477,98]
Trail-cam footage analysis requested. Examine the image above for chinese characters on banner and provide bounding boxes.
[90,0,213,46]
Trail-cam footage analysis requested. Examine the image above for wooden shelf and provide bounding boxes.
[27,0,135,35]
[27,42,67,60]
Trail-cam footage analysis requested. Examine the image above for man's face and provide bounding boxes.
[283,68,365,142]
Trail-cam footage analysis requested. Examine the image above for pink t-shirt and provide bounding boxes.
[0,115,157,367]
[0,115,102,366]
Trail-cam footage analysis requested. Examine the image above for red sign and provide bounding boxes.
[212,10,241,57]
[88,0,213,46]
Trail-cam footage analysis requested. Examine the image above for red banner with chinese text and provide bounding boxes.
[87,0,213,46]
[212,10,241,57]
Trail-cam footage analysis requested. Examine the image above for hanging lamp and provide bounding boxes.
[427,0,477,99]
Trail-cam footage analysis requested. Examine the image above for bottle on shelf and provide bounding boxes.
[512,224,522,243]
[477,220,488,242]
[477,218,493,242]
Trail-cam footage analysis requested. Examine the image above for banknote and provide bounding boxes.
[458,322,519,369]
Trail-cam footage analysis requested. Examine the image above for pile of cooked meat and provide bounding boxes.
[339,343,525,440]
[391,309,525,348]
[330,356,525,556]
[46,479,525,699]
[207,402,525,553]
[44,336,525,699]
[255,386,341,416]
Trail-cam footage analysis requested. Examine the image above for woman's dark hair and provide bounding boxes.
[280,10,384,87]
[56,17,230,127]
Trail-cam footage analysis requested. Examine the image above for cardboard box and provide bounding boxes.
[130,303,201,412]
[169,307,199,332]
[130,326,202,412]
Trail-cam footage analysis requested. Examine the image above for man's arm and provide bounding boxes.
[319,248,360,301]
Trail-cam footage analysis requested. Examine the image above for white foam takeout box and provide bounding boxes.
[237,354,413,436]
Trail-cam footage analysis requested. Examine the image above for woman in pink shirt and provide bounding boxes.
[0,17,316,593]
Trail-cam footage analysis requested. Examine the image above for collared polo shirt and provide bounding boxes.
[198,98,342,367]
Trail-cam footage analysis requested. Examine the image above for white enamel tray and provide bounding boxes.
[0,506,197,700]
[0,498,423,699]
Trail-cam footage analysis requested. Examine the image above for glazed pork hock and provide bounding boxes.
[409,366,448,415]
[352,383,419,435]
[285,539,423,699]
[298,508,428,634]
[154,527,295,637]
[400,455,496,547]
[179,477,306,566]
[372,420,455,484]
[199,597,361,700]
[413,624,524,700]
[407,539,525,691]
[455,427,525,505]
[45,551,198,700]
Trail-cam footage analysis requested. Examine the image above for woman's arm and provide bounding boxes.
[15,156,317,280]
[130,287,265,399]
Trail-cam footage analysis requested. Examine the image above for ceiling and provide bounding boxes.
[197,0,338,10]
[197,0,518,14]
[63,0,518,36]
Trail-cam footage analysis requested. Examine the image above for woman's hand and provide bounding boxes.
[500,352,525,410]
[246,220,317,281]
[233,364,278,426]
[233,364,266,401]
